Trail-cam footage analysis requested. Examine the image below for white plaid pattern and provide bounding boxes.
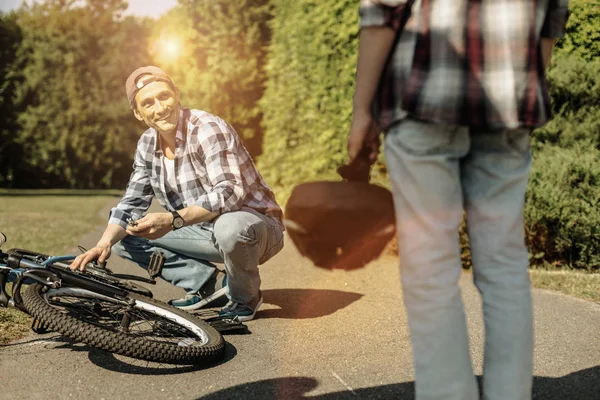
[360,0,570,130]
[109,108,282,230]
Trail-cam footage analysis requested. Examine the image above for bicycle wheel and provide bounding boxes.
[23,283,225,365]
[8,248,153,298]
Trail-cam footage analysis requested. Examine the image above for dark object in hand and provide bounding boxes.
[336,147,372,183]
[127,214,140,227]
[284,148,396,270]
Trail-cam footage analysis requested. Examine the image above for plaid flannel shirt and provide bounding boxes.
[360,0,570,130]
[109,108,283,230]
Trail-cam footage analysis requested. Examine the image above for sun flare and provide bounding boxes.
[152,35,183,63]
[164,40,180,57]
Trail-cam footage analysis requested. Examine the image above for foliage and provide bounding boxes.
[531,54,600,152]
[459,217,472,269]
[553,0,600,61]
[524,145,600,271]
[2,0,152,188]
[0,12,23,187]
[151,0,273,157]
[257,0,360,203]
[523,1,600,270]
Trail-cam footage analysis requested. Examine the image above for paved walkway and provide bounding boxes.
[1,200,598,399]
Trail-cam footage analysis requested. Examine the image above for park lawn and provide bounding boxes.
[529,269,600,303]
[0,189,598,345]
[0,189,121,344]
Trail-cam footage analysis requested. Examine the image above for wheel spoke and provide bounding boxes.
[45,293,204,346]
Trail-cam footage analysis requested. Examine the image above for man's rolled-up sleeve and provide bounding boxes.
[541,0,570,38]
[359,0,412,31]
[108,149,153,229]
[193,122,246,214]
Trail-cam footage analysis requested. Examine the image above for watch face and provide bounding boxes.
[173,217,184,229]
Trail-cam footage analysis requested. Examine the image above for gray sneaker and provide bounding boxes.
[169,271,228,311]
[218,291,263,322]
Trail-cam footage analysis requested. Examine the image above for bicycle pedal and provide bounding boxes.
[206,318,248,334]
[148,251,165,279]
[31,318,51,334]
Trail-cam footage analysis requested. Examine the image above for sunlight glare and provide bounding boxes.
[164,40,180,58]
[152,35,183,63]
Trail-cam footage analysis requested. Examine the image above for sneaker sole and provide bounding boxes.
[235,296,263,322]
[172,287,228,311]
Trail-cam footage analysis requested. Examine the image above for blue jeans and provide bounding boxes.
[112,207,284,304]
[384,119,533,400]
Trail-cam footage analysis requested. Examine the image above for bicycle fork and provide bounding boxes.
[0,268,60,334]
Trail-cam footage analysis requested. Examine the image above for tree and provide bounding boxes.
[7,0,152,188]
[151,0,273,157]
[0,12,23,187]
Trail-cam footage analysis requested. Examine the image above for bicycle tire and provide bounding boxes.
[23,283,225,365]
[7,248,153,298]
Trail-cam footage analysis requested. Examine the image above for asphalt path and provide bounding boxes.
[1,200,599,399]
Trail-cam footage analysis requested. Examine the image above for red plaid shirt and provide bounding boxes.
[360,0,570,130]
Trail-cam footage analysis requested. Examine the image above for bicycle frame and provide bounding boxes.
[2,257,132,309]
[0,233,146,313]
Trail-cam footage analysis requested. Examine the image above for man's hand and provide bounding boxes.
[126,212,173,240]
[70,244,111,272]
[348,108,381,163]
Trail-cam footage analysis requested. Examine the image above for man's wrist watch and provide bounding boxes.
[171,210,184,230]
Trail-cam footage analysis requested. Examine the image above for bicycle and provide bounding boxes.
[0,231,229,365]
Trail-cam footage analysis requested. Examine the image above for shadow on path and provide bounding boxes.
[3,333,237,375]
[259,289,363,319]
[86,341,238,376]
[196,366,600,399]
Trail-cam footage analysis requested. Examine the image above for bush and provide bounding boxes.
[553,0,600,62]
[258,0,600,273]
[155,0,272,157]
[258,0,359,204]
[525,145,600,271]
[5,1,152,189]
[531,55,600,152]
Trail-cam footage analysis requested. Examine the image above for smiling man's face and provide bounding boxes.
[133,79,180,135]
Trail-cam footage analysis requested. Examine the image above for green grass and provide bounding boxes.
[529,269,600,302]
[0,190,120,254]
[0,284,31,345]
[0,189,121,344]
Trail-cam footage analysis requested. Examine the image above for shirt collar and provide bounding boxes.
[153,108,186,153]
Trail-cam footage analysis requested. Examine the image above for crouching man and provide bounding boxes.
[71,66,284,321]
